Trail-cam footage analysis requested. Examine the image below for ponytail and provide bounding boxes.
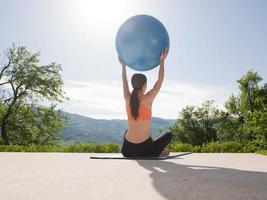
[130,88,140,120]
[129,73,147,120]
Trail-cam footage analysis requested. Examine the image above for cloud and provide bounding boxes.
[57,79,232,119]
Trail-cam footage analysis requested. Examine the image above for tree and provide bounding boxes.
[0,44,69,145]
[7,102,68,145]
[223,70,267,147]
[170,70,266,148]
[170,100,224,145]
[237,70,262,114]
[216,113,243,142]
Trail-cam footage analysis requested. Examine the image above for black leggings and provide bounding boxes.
[121,129,173,157]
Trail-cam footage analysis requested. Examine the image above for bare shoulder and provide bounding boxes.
[141,95,153,107]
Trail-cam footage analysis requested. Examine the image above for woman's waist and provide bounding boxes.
[124,130,152,144]
[126,128,151,136]
[127,123,151,133]
[125,126,151,141]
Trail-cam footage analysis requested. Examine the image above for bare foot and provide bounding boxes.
[159,148,170,156]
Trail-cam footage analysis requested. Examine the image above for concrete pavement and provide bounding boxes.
[0,153,266,200]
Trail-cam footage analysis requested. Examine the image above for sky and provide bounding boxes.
[0,0,266,119]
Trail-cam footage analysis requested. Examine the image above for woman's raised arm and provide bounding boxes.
[119,57,130,100]
[145,48,168,101]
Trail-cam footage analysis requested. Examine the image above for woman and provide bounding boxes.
[119,48,173,157]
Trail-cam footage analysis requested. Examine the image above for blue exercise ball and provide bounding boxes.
[116,14,170,71]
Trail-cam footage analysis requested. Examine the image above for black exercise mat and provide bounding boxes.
[89,152,191,160]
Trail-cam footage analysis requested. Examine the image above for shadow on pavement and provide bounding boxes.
[134,157,267,200]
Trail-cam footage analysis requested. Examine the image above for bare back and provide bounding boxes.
[124,94,153,143]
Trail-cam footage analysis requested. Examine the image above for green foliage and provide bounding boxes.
[171,70,267,149]
[192,145,202,153]
[223,70,267,144]
[0,44,69,145]
[169,142,193,152]
[169,141,261,153]
[255,150,267,156]
[245,111,267,148]
[6,44,67,102]
[242,142,257,153]
[0,141,264,153]
[217,117,242,142]
[170,100,225,145]
[220,142,243,152]
[0,144,24,152]
[0,143,121,153]
[252,134,267,149]
[5,102,67,145]
[201,142,220,153]
[237,70,263,113]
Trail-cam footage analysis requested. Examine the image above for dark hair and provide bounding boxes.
[130,73,147,120]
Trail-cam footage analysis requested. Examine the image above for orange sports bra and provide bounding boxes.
[126,103,152,121]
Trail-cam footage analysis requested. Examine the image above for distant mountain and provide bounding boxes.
[61,111,176,144]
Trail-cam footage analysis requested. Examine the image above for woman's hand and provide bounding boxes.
[160,48,169,61]
[118,56,126,67]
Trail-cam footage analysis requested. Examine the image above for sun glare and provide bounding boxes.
[69,0,132,32]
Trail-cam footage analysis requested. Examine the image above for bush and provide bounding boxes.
[0,144,24,152]
[25,144,38,152]
[201,142,220,153]
[242,142,257,153]
[169,142,193,152]
[192,145,202,153]
[170,141,261,153]
[256,150,267,155]
[0,143,120,153]
[0,141,263,153]
[221,142,243,152]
